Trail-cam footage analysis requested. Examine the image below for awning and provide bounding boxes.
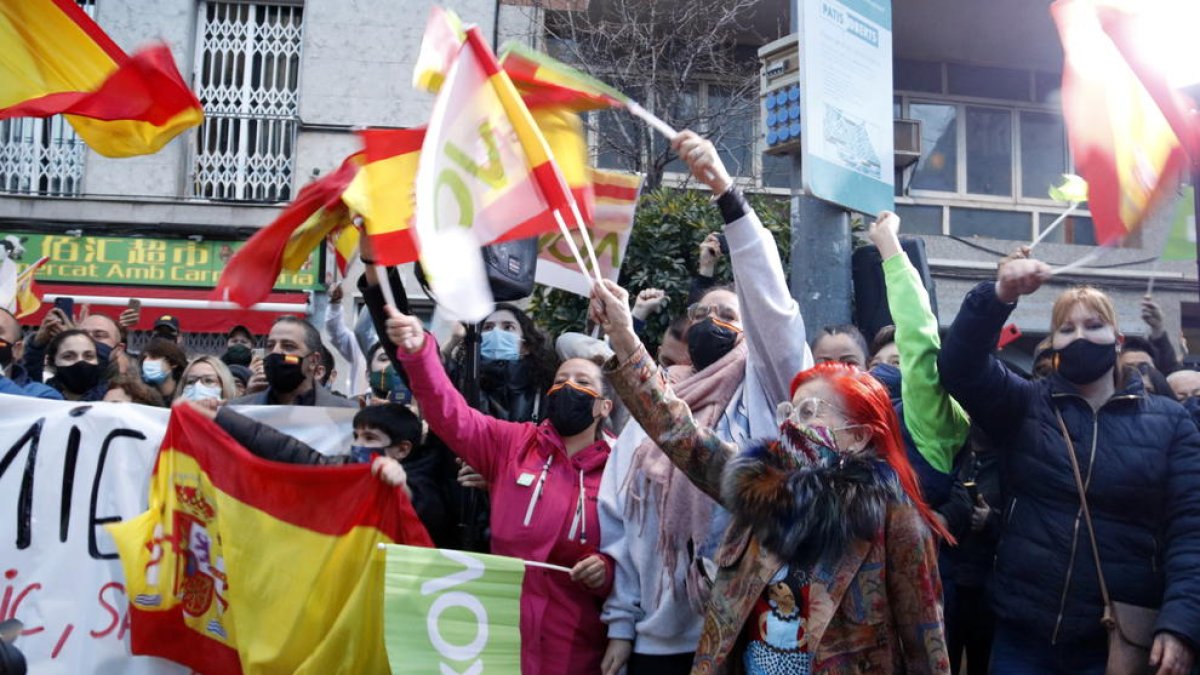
[24,283,311,334]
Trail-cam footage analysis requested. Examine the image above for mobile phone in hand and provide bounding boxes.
[716,233,730,256]
[53,296,74,320]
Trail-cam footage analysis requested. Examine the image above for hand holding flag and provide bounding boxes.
[1031,173,1088,248]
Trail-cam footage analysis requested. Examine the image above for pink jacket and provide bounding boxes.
[397,337,613,675]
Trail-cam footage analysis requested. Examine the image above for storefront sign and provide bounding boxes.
[0,231,320,290]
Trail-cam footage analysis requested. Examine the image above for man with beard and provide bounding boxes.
[229,316,357,408]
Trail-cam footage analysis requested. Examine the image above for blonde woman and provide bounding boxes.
[938,258,1200,674]
[175,355,238,402]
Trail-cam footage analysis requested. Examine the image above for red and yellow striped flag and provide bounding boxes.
[0,0,203,157]
[1052,0,1186,245]
[341,128,425,266]
[499,42,629,112]
[108,404,432,674]
[214,153,364,307]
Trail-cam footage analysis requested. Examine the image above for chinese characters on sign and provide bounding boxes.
[0,232,319,290]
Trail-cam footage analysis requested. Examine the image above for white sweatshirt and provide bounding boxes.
[598,208,812,654]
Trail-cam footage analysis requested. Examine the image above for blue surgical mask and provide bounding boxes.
[349,445,381,464]
[142,359,169,385]
[182,382,223,401]
[480,329,522,362]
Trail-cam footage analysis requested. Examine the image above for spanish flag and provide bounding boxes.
[0,0,203,157]
[342,128,425,266]
[1052,0,1186,245]
[499,41,629,112]
[213,152,364,307]
[108,404,432,674]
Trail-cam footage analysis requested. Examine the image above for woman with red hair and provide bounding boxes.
[590,279,950,675]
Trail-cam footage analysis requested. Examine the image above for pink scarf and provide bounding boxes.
[623,338,747,612]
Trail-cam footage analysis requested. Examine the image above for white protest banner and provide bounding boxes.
[535,170,644,296]
[0,395,356,674]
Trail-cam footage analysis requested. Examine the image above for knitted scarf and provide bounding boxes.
[623,338,748,611]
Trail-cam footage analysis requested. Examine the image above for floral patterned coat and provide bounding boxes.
[606,345,950,675]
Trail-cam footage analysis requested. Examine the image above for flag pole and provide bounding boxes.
[552,209,597,288]
[566,199,605,285]
[1050,246,1108,276]
[375,264,399,309]
[626,101,678,140]
[1030,201,1080,249]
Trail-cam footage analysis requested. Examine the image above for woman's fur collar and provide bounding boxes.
[720,440,905,569]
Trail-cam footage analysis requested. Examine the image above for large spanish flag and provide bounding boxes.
[1052,0,1185,245]
[0,0,203,157]
[108,404,432,674]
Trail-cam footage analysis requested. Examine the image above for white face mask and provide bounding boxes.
[182,382,223,401]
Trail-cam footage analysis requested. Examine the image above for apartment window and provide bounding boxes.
[0,0,94,197]
[191,1,303,201]
[905,98,1071,204]
[1020,111,1068,199]
[908,102,957,192]
[965,106,1013,197]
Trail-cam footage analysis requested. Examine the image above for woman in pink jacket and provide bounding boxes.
[384,303,615,675]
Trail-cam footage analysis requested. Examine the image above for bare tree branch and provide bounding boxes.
[516,0,766,188]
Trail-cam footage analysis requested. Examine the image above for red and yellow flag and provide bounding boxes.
[1051,0,1186,245]
[342,128,425,266]
[1097,2,1200,162]
[213,153,363,307]
[14,256,49,318]
[0,0,203,157]
[108,404,432,674]
[499,42,629,112]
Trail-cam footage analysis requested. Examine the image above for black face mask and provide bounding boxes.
[687,318,740,372]
[1055,338,1118,385]
[0,339,13,369]
[222,344,253,367]
[56,360,103,394]
[264,352,309,393]
[546,382,600,437]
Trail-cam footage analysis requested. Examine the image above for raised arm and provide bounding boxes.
[673,130,812,402]
[592,279,737,503]
[937,257,1050,439]
[869,212,969,474]
[384,306,527,482]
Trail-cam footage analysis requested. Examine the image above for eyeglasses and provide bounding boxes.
[785,397,846,424]
[185,374,222,387]
[687,303,740,324]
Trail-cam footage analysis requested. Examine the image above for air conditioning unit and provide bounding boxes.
[894,118,921,169]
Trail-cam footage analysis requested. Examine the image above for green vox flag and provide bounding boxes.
[382,544,525,674]
[1163,186,1197,262]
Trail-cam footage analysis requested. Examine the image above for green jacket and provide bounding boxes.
[883,252,970,474]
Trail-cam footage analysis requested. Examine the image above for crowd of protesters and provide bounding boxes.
[2,131,1199,675]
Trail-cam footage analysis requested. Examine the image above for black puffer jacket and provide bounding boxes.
[938,281,1200,650]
